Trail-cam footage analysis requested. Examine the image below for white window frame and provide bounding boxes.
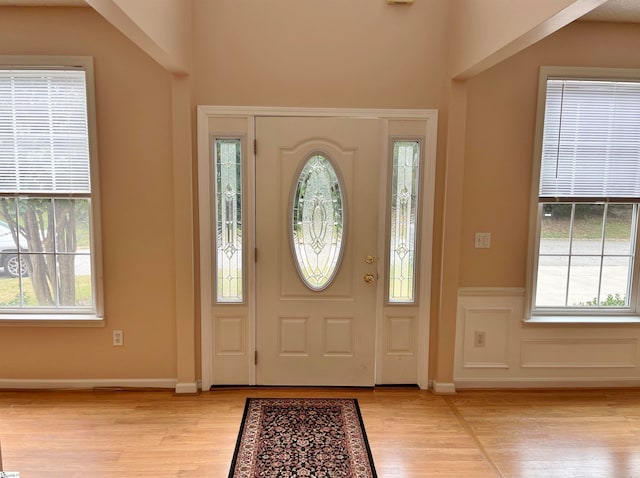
[526,66,640,323]
[0,56,103,326]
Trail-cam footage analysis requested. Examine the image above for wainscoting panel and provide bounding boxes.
[462,308,510,368]
[455,288,640,388]
[521,339,637,368]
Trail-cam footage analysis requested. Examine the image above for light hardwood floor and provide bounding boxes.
[0,387,639,477]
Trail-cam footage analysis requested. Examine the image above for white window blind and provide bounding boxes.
[0,69,91,194]
[539,78,640,202]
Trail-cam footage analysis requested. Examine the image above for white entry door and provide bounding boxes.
[199,107,437,390]
[255,116,382,386]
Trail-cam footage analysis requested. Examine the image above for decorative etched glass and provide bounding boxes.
[389,141,420,303]
[214,139,243,302]
[291,154,345,291]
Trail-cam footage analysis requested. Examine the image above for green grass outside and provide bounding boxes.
[542,216,631,241]
[77,226,91,249]
[0,275,92,307]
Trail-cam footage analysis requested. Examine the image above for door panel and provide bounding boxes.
[255,117,381,386]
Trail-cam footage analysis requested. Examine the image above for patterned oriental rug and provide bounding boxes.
[228,398,377,478]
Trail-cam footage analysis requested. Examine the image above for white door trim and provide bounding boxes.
[197,106,437,390]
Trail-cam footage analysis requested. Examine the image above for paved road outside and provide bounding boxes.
[536,239,631,306]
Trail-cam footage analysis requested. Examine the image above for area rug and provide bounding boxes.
[228,398,377,477]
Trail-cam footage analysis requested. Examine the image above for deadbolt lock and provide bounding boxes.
[364,255,375,264]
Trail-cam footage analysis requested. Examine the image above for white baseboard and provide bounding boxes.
[455,378,640,389]
[175,382,198,394]
[432,381,456,394]
[0,378,178,390]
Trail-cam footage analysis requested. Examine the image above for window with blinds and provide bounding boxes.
[0,57,100,316]
[0,69,91,194]
[539,78,640,202]
[531,68,640,316]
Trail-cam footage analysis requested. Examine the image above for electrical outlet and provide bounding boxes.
[474,330,486,347]
[475,232,491,249]
[113,330,124,346]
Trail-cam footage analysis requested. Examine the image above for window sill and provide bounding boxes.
[526,315,640,325]
[0,314,104,327]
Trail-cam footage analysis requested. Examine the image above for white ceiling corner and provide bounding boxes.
[581,0,640,23]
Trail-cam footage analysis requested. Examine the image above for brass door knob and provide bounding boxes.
[364,273,375,284]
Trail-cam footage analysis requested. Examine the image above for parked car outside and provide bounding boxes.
[0,222,28,278]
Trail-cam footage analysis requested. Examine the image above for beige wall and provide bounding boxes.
[0,1,454,383]
[0,7,177,380]
[192,0,449,109]
[460,21,640,287]
[2,2,635,389]
[447,0,606,78]
[86,0,191,73]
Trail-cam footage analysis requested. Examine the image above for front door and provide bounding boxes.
[255,116,382,386]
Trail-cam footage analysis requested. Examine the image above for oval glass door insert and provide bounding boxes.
[291,153,345,291]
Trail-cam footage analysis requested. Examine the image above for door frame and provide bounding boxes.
[197,106,438,390]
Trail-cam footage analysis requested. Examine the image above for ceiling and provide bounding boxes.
[581,0,640,23]
[0,0,639,23]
